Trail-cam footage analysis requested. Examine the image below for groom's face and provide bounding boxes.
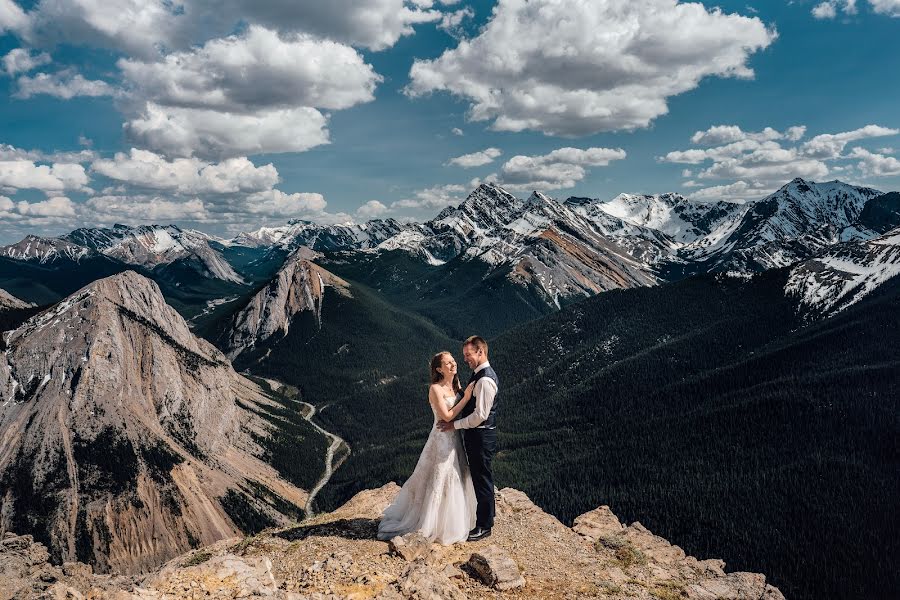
[462,344,481,369]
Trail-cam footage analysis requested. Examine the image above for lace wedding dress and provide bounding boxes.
[377,394,477,544]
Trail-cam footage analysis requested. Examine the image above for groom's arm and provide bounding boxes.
[453,378,497,429]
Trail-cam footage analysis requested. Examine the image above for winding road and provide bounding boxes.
[261,378,348,516]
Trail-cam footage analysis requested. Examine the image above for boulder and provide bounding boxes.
[389,533,433,563]
[466,545,526,591]
[395,563,466,600]
[572,505,625,542]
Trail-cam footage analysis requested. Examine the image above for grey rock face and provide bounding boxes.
[0,271,309,575]
[225,249,350,360]
[0,287,33,310]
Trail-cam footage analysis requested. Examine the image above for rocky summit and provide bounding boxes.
[0,272,310,576]
[0,483,783,599]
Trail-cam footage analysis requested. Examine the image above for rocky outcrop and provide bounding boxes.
[224,248,351,359]
[0,272,313,575]
[0,288,33,310]
[1,483,784,599]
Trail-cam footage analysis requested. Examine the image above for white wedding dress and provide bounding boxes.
[377,394,477,544]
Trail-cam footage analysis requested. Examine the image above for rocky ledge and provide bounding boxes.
[0,484,783,600]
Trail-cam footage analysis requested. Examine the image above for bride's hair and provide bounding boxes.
[430,351,462,395]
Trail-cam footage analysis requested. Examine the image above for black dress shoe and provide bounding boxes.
[467,526,492,541]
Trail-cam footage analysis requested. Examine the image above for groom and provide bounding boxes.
[437,335,498,542]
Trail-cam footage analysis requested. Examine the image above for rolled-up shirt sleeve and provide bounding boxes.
[454,377,497,429]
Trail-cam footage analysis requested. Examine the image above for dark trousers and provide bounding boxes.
[463,427,497,529]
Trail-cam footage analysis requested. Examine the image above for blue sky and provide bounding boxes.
[0,0,899,243]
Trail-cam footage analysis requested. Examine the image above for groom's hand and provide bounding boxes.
[436,420,454,432]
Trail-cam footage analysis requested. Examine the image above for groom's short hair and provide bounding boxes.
[463,335,488,355]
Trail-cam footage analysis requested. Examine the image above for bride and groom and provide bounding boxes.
[377,336,498,544]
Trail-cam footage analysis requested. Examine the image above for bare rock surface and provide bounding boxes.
[0,272,310,576]
[0,287,33,310]
[0,482,784,599]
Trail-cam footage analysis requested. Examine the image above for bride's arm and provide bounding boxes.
[445,382,476,420]
[428,385,456,423]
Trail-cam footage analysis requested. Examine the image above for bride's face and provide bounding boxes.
[439,354,457,379]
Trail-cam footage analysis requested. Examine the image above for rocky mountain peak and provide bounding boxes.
[0,235,95,263]
[0,272,310,574]
[224,250,351,360]
[0,484,784,599]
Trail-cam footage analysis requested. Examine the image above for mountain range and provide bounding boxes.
[1,177,898,599]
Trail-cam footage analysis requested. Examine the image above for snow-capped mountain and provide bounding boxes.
[693,178,882,273]
[0,235,95,263]
[233,218,421,253]
[585,192,750,246]
[64,224,243,283]
[785,226,900,317]
[223,247,351,359]
[0,272,309,573]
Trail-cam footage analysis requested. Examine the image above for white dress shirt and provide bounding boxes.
[454,360,498,429]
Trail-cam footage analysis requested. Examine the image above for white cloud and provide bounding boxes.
[0,0,28,34]
[497,147,626,190]
[356,199,388,218]
[118,26,380,113]
[15,70,114,99]
[812,1,838,18]
[391,183,466,210]
[244,189,328,216]
[193,0,443,51]
[118,25,380,158]
[407,0,775,136]
[91,149,279,194]
[664,123,900,201]
[849,147,900,176]
[0,144,96,163]
[2,48,51,76]
[85,195,210,222]
[801,124,899,159]
[0,160,89,193]
[18,0,444,57]
[690,125,784,146]
[686,180,771,202]
[447,147,502,168]
[124,103,330,159]
[451,127,463,136]
[869,0,900,16]
[437,7,473,37]
[15,195,76,217]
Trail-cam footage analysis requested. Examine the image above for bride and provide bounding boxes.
[377,351,477,544]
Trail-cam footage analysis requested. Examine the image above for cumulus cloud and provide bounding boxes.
[85,195,210,222]
[356,199,388,218]
[869,0,900,16]
[812,1,839,18]
[447,148,502,168]
[407,0,776,136]
[391,183,467,210]
[15,70,115,99]
[117,25,380,158]
[437,7,473,37]
[451,127,463,136]
[0,0,28,34]
[686,180,771,202]
[2,48,51,76]
[0,144,96,163]
[849,147,900,176]
[497,147,626,190]
[17,0,444,57]
[124,103,330,159]
[91,149,279,195]
[664,123,900,202]
[15,195,77,217]
[0,160,89,193]
[118,26,380,113]
[801,124,899,159]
